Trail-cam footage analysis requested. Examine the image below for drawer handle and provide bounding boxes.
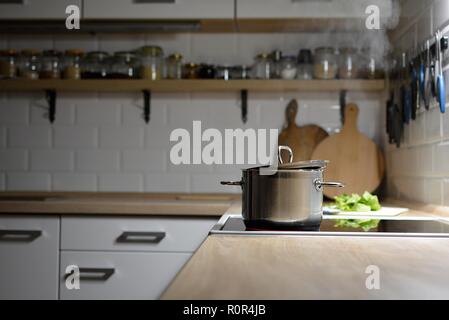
[78,268,115,281]
[116,231,166,244]
[0,0,24,4]
[0,229,42,242]
[133,0,175,3]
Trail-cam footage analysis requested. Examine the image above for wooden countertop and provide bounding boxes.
[162,198,449,299]
[162,234,449,299]
[0,192,238,216]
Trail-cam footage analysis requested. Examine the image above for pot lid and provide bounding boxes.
[277,159,329,170]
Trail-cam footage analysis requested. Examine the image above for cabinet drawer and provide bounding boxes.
[61,216,216,252]
[0,0,82,19]
[60,251,190,299]
[84,0,234,19]
[0,215,59,300]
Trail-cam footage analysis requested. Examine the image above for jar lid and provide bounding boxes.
[168,53,183,61]
[0,49,17,56]
[339,47,357,54]
[281,55,297,61]
[315,47,335,53]
[255,53,270,59]
[270,50,282,61]
[86,51,109,59]
[42,50,62,57]
[21,49,42,56]
[114,51,136,60]
[184,62,198,68]
[64,49,84,57]
[297,49,313,64]
[138,45,163,57]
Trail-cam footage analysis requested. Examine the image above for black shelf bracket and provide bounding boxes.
[143,89,151,123]
[339,89,347,124]
[45,89,56,123]
[241,89,248,123]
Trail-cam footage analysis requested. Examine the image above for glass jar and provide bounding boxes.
[62,49,84,80]
[182,62,199,79]
[215,65,232,80]
[39,50,62,79]
[313,47,337,80]
[360,48,385,79]
[296,49,313,80]
[270,50,282,79]
[81,51,109,79]
[166,53,183,79]
[338,47,359,79]
[137,46,163,80]
[280,56,297,80]
[198,64,216,79]
[108,51,137,79]
[0,49,18,79]
[230,65,251,79]
[253,53,272,79]
[18,49,41,80]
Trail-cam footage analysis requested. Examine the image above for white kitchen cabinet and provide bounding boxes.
[84,0,234,19]
[236,0,393,19]
[59,251,190,299]
[0,0,82,19]
[0,215,59,300]
[61,216,217,252]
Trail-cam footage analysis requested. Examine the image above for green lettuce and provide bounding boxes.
[334,191,381,212]
[334,219,380,232]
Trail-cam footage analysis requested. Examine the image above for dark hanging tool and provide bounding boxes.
[142,90,151,123]
[45,90,56,123]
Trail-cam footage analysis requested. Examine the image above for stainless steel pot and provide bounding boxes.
[221,146,344,230]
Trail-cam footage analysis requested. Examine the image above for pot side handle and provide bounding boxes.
[314,180,344,191]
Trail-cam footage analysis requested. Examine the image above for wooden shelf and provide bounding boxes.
[0,79,385,92]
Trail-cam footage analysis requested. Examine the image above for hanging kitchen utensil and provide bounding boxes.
[419,49,426,104]
[311,103,385,198]
[400,53,412,124]
[386,91,395,144]
[410,55,419,120]
[278,99,329,162]
[435,30,446,113]
[424,40,432,110]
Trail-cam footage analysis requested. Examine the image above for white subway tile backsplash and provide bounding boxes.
[424,178,443,205]
[0,99,29,124]
[0,128,5,148]
[98,34,145,53]
[122,149,166,172]
[145,173,189,193]
[98,173,143,192]
[6,173,51,191]
[99,127,144,148]
[54,127,98,148]
[434,141,449,174]
[75,150,120,173]
[0,150,27,171]
[443,179,449,206]
[425,107,442,142]
[30,150,73,172]
[52,173,97,191]
[0,174,4,191]
[191,33,238,65]
[53,34,98,52]
[433,0,449,31]
[8,127,51,148]
[76,101,121,126]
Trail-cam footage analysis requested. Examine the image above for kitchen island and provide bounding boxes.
[162,199,449,299]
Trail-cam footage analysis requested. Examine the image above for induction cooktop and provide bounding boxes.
[210,215,449,238]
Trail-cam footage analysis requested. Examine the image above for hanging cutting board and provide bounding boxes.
[311,103,385,198]
[278,99,329,162]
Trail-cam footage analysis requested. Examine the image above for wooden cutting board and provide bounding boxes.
[311,103,385,198]
[278,99,329,162]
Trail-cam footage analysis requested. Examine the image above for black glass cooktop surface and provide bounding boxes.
[211,216,449,237]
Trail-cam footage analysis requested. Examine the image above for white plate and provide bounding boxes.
[323,206,409,217]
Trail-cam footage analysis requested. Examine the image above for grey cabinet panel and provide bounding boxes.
[0,0,82,19]
[84,0,233,19]
[61,216,216,253]
[0,215,59,300]
[60,251,190,299]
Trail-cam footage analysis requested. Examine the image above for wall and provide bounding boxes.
[0,32,383,193]
[386,0,449,205]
